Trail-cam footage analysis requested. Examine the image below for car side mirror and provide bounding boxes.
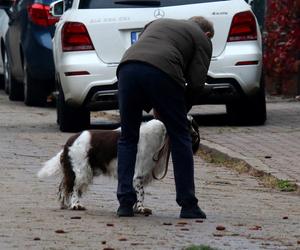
[0,0,14,9]
[49,0,64,17]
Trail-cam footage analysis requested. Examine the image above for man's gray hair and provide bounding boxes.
[189,16,214,38]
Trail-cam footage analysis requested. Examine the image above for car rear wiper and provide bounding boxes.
[114,0,161,6]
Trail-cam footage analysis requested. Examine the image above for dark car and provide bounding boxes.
[0,0,59,106]
[0,9,9,91]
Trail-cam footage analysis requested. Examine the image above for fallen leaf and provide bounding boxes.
[33,237,40,241]
[70,216,81,219]
[162,222,172,226]
[282,216,288,219]
[177,221,188,225]
[55,230,66,234]
[118,237,127,241]
[195,219,204,223]
[106,223,114,227]
[131,243,141,246]
[216,225,226,231]
[180,228,189,231]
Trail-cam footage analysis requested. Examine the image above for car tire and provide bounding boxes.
[0,74,3,89]
[7,55,23,101]
[23,60,47,106]
[0,57,3,89]
[0,48,4,89]
[57,85,90,132]
[3,49,9,94]
[226,87,267,126]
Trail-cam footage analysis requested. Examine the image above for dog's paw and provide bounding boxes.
[71,204,86,211]
[135,207,152,216]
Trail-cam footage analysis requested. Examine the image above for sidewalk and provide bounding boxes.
[190,99,300,189]
[0,92,299,250]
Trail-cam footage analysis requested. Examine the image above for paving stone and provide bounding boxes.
[0,91,299,250]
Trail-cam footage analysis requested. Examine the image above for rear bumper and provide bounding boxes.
[195,77,245,105]
[57,41,262,110]
[84,83,119,111]
[62,75,260,111]
[61,73,262,111]
[57,51,119,108]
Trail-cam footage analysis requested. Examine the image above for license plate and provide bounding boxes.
[131,31,141,44]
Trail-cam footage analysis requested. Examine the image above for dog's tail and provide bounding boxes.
[37,150,63,178]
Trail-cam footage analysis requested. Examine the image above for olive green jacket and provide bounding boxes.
[118,18,212,94]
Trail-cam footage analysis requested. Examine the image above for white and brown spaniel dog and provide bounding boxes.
[38,117,200,215]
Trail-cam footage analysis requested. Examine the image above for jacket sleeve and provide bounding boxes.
[185,38,212,104]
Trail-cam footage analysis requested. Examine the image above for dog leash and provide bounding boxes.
[152,136,171,180]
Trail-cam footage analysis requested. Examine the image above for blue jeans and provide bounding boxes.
[117,62,198,208]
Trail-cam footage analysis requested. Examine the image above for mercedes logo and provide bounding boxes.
[154,9,165,19]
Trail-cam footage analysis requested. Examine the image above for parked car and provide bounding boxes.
[51,0,266,132]
[0,0,59,106]
[0,9,9,91]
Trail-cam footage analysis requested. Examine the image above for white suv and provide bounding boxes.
[51,0,266,132]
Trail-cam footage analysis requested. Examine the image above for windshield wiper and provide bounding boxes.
[114,0,161,6]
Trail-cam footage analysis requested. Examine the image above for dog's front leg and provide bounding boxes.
[70,188,86,210]
[133,176,152,216]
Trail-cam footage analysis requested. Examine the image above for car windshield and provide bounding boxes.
[79,0,228,9]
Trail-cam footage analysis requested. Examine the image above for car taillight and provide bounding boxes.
[62,22,94,52]
[27,3,59,27]
[227,11,257,42]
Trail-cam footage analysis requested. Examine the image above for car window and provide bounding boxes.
[79,0,229,9]
[35,0,58,4]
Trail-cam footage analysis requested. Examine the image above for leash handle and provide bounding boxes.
[152,136,170,180]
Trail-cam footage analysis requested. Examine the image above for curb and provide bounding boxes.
[199,139,300,193]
